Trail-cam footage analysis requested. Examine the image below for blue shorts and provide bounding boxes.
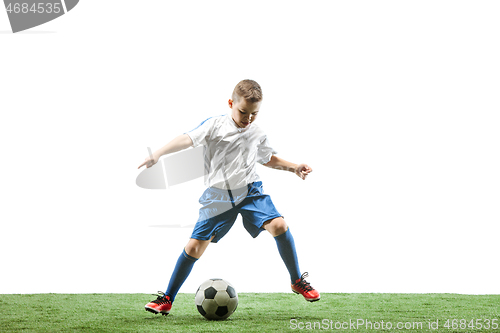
[191,181,282,243]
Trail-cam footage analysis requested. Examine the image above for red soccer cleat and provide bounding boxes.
[145,292,172,315]
[291,272,320,302]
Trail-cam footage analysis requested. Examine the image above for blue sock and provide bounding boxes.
[165,249,198,302]
[274,228,301,283]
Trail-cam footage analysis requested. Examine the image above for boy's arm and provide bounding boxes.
[263,155,313,180]
[138,134,193,169]
[154,133,193,158]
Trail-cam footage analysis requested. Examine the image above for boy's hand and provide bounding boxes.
[138,152,159,169]
[295,164,312,180]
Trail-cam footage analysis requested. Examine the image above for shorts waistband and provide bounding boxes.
[208,181,262,197]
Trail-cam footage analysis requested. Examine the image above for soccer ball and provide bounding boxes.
[195,278,238,320]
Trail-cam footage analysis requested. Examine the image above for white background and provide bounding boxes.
[1,1,499,295]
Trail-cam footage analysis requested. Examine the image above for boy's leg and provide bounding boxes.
[263,217,300,282]
[184,236,213,258]
[145,237,213,315]
[167,237,214,300]
[263,217,320,302]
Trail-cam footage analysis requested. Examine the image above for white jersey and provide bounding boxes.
[186,113,277,190]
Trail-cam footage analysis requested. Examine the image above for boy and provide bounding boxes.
[138,79,320,316]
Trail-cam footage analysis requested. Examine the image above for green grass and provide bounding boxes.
[0,293,499,332]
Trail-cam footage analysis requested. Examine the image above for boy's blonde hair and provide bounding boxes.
[232,79,263,104]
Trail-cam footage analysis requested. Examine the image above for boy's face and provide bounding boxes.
[228,98,261,129]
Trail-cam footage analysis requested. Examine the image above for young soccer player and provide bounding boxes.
[138,79,320,316]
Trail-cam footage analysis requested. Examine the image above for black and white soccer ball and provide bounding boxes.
[195,278,238,320]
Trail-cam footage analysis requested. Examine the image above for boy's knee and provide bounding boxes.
[185,237,213,259]
[264,217,288,237]
[275,221,288,236]
[184,242,203,259]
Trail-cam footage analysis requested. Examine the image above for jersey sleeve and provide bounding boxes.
[256,135,278,165]
[185,117,216,147]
